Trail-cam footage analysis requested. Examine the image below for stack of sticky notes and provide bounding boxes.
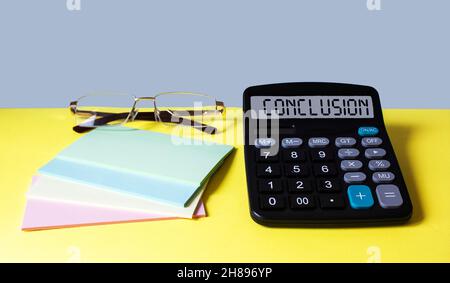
[22,127,233,230]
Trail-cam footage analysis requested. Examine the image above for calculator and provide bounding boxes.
[243,82,413,226]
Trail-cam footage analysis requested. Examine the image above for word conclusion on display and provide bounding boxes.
[251,96,374,119]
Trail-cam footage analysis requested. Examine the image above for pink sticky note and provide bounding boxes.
[22,198,205,231]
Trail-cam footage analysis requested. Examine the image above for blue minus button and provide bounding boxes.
[358,127,379,137]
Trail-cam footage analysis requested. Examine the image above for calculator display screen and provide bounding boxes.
[250,96,374,118]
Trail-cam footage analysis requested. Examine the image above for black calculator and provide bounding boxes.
[243,82,413,226]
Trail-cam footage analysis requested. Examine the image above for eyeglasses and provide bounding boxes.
[69,92,225,134]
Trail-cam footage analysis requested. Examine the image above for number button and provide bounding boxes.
[258,179,283,193]
[260,196,285,210]
[317,179,340,192]
[311,149,334,161]
[313,163,337,176]
[257,164,281,177]
[287,179,312,193]
[256,150,278,162]
[285,164,309,177]
[290,195,316,209]
[283,150,305,162]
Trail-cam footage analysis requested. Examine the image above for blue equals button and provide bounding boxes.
[358,127,379,137]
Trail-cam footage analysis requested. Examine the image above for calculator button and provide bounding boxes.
[308,137,330,148]
[335,137,356,148]
[255,138,276,148]
[288,179,312,193]
[372,172,395,184]
[368,160,391,171]
[290,195,316,209]
[340,160,363,171]
[285,164,309,177]
[358,127,379,137]
[257,164,281,177]
[319,195,345,209]
[361,137,383,147]
[343,172,367,184]
[317,179,340,192]
[260,196,285,210]
[258,179,283,193]
[376,185,403,209]
[311,149,334,161]
[256,150,279,162]
[337,148,360,159]
[283,150,306,162]
[281,138,303,148]
[347,185,374,209]
[365,148,386,159]
[313,163,337,176]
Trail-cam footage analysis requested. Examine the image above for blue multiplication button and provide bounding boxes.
[347,185,374,209]
[358,127,379,137]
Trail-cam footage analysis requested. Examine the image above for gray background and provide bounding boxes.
[0,0,449,108]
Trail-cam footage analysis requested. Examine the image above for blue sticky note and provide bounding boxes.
[38,127,234,207]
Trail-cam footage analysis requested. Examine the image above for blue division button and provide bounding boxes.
[281,138,303,148]
[255,138,276,148]
[347,185,374,209]
[376,185,403,208]
[358,127,379,137]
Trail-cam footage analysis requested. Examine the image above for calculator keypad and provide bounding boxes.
[254,127,404,214]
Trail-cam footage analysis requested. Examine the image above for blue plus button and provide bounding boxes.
[347,185,374,209]
[358,127,379,137]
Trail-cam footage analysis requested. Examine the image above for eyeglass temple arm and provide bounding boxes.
[73,111,217,134]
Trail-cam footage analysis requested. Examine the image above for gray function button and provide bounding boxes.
[308,137,329,148]
[338,148,360,159]
[340,160,363,171]
[372,172,395,183]
[281,138,303,148]
[376,185,403,208]
[255,138,276,149]
[344,172,367,184]
[335,137,356,148]
[368,160,391,171]
[362,137,383,147]
[365,148,386,159]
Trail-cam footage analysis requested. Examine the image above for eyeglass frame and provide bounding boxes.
[69,92,225,134]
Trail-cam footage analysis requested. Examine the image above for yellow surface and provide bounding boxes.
[0,108,449,263]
